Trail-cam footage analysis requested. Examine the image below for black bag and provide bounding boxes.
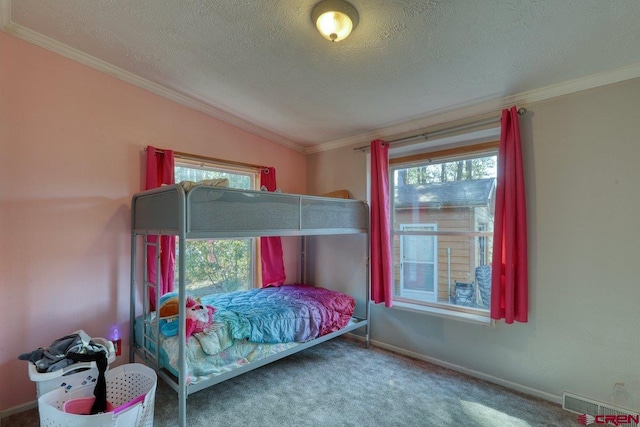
[66,345,109,415]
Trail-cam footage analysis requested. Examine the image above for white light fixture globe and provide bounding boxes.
[311,0,359,42]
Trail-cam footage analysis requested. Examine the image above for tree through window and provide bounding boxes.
[174,160,258,298]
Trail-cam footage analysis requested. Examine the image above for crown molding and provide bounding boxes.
[304,61,640,154]
[1,19,306,154]
[0,0,10,27]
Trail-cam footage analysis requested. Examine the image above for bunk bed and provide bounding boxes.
[129,184,370,427]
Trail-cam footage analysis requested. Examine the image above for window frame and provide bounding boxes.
[174,157,260,190]
[174,157,261,294]
[388,140,499,323]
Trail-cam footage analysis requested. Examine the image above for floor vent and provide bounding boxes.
[563,392,639,427]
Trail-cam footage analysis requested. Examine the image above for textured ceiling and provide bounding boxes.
[3,0,640,150]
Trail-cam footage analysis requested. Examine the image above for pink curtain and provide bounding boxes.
[260,167,286,287]
[490,107,528,323]
[145,146,176,310]
[370,139,393,307]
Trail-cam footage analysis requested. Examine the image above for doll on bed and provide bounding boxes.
[158,293,216,340]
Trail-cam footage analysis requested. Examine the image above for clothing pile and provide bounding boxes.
[18,330,108,373]
[19,330,111,414]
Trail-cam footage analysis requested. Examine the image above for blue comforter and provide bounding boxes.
[200,284,355,345]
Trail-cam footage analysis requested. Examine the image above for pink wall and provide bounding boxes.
[0,32,305,411]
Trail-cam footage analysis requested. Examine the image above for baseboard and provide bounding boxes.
[0,399,37,422]
[345,333,562,405]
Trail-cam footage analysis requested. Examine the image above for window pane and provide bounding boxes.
[402,262,435,292]
[391,152,496,311]
[402,235,434,262]
[175,164,252,190]
[393,155,496,233]
[174,161,256,296]
[183,238,253,298]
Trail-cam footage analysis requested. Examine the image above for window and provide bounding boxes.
[390,143,497,318]
[174,159,259,298]
[398,224,438,301]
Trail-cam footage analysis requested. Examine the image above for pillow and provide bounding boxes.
[180,178,229,192]
[319,189,352,199]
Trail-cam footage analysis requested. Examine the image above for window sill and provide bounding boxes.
[391,301,493,325]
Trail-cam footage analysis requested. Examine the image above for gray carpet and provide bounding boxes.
[4,337,580,426]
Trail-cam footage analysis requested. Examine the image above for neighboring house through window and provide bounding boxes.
[389,141,497,320]
[174,159,259,298]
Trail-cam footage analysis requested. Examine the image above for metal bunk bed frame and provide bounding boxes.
[129,184,370,427]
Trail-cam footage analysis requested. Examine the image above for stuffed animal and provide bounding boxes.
[158,293,215,340]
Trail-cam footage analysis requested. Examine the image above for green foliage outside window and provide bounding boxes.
[175,164,251,189]
[174,162,254,296]
[397,156,495,185]
[182,239,252,296]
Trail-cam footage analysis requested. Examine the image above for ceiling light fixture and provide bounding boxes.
[311,0,359,42]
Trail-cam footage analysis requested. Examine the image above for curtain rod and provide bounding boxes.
[146,147,268,171]
[353,107,528,152]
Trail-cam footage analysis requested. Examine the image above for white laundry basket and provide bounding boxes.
[28,337,116,397]
[38,363,157,427]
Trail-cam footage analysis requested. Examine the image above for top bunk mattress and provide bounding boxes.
[131,185,369,237]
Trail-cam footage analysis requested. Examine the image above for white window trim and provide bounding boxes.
[392,300,493,325]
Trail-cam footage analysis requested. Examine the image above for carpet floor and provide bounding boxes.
[3,337,580,426]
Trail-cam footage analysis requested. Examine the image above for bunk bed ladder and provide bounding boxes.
[141,233,161,370]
